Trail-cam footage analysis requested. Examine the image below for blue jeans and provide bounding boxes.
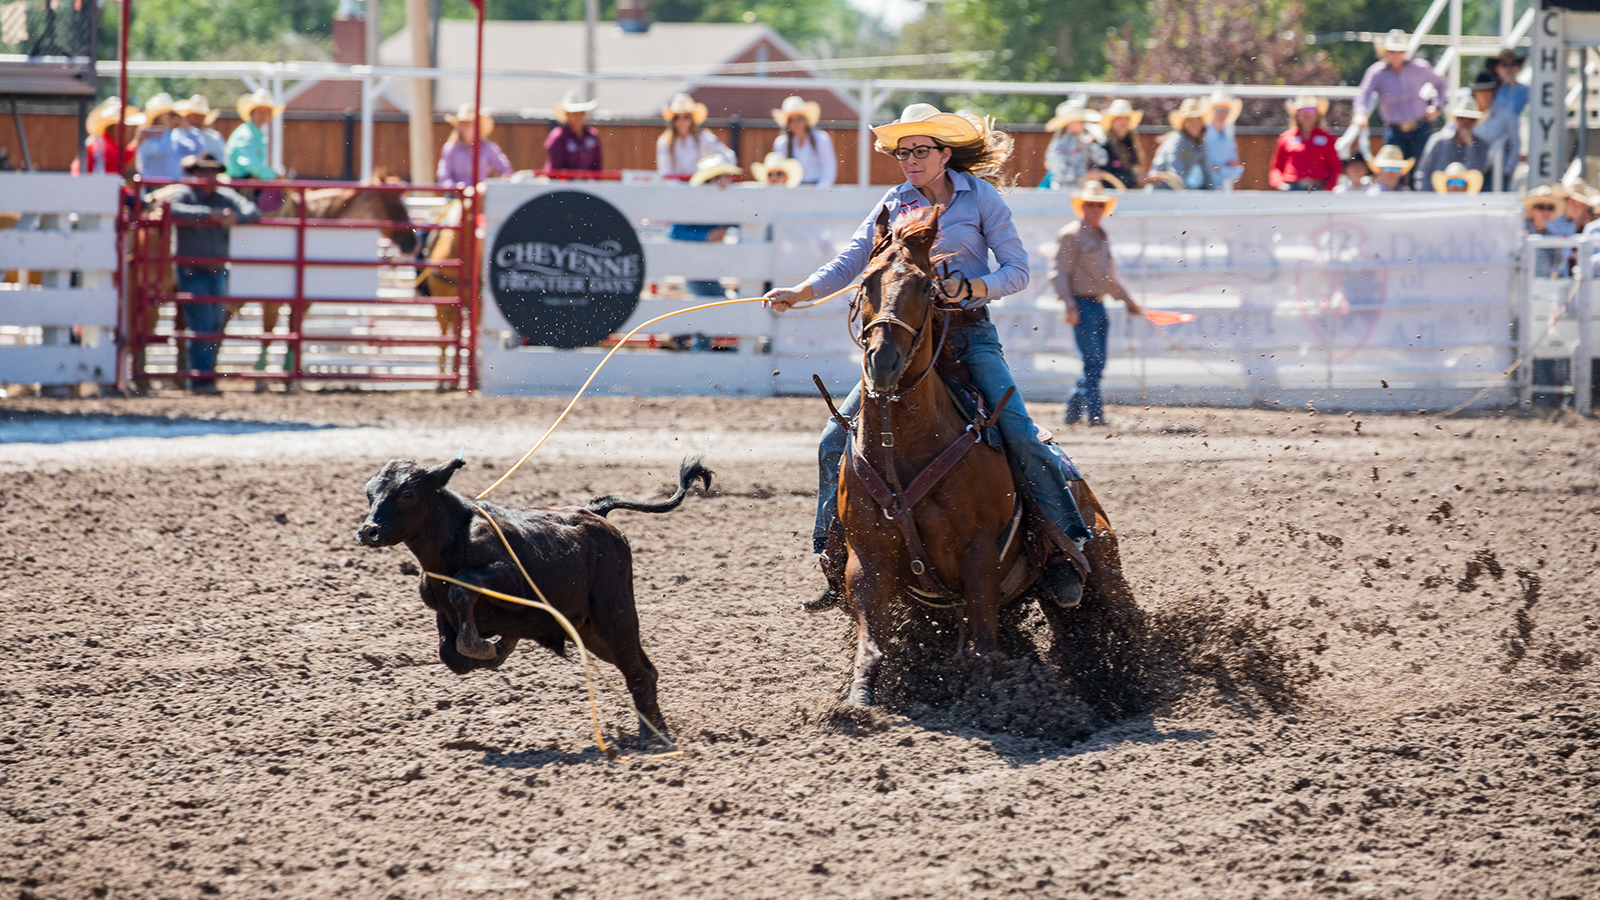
[1384,122,1432,190]
[1066,297,1109,424]
[177,267,228,377]
[814,317,1092,553]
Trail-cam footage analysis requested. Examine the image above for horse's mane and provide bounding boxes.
[892,204,941,249]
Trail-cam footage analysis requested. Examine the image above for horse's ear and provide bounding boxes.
[873,204,893,247]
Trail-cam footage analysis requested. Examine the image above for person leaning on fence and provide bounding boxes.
[751,152,802,188]
[1416,96,1488,193]
[542,90,602,175]
[1491,49,1528,191]
[440,104,513,187]
[1469,69,1516,192]
[1367,144,1414,194]
[166,154,260,394]
[657,93,733,178]
[72,97,143,176]
[1203,91,1244,190]
[1041,99,1106,190]
[1150,98,1215,190]
[1269,95,1340,191]
[134,93,186,181]
[1098,99,1145,189]
[771,96,837,187]
[1354,29,1450,188]
[1524,185,1571,279]
[669,156,744,298]
[1050,179,1142,428]
[177,95,226,160]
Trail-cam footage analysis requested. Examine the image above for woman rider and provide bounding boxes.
[765,103,1094,610]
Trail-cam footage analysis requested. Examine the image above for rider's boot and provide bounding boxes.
[802,519,847,613]
[1044,555,1085,608]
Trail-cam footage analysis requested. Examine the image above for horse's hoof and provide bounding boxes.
[847,679,875,707]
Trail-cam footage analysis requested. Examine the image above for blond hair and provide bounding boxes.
[874,113,1014,189]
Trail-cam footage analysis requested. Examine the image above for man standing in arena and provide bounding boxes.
[1050,180,1142,427]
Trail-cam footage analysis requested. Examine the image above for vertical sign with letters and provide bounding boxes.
[1528,7,1567,187]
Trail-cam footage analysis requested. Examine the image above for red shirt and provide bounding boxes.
[1269,126,1340,190]
[70,133,131,176]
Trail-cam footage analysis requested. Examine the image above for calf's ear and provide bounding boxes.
[424,457,466,489]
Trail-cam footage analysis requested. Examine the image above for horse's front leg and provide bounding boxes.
[845,550,895,706]
[962,541,1006,656]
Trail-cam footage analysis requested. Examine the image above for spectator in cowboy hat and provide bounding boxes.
[177,95,226,160]
[1050,179,1141,427]
[1470,69,1517,192]
[1417,94,1489,192]
[225,88,281,182]
[656,92,733,178]
[134,92,186,180]
[751,152,802,187]
[1524,185,1572,278]
[542,90,602,175]
[1431,162,1483,194]
[438,103,512,187]
[165,153,260,393]
[1042,99,1106,190]
[669,155,743,298]
[1150,97,1215,189]
[1557,177,1596,234]
[1203,91,1244,189]
[1270,95,1340,191]
[1097,98,1145,188]
[72,97,143,176]
[1354,29,1450,186]
[1367,144,1414,193]
[771,95,836,186]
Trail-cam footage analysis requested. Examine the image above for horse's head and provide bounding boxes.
[858,205,943,395]
[362,171,419,255]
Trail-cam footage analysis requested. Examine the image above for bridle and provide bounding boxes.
[849,260,970,403]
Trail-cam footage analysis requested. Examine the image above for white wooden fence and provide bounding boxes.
[0,174,121,387]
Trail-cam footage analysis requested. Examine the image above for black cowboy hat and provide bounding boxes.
[181,153,226,174]
[1470,69,1501,92]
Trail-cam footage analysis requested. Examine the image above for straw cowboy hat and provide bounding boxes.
[1046,99,1100,132]
[1100,98,1143,129]
[236,89,283,121]
[1430,162,1484,194]
[143,92,178,120]
[1284,94,1330,117]
[1206,91,1243,124]
[688,155,743,186]
[446,103,495,135]
[1378,28,1411,54]
[176,94,219,126]
[554,88,597,121]
[1370,144,1414,174]
[1167,97,1209,131]
[772,95,821,127]
[872,103,981,146]
[662,93,708,125]
[85,97,144,136]
[1522,184,1569,212]
[1071,179,1119,217]
[750,151,803,187]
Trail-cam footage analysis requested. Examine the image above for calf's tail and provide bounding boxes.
[586,456,713,517]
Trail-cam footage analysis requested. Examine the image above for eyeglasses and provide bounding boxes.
[1378,165,1406,173]
[891,145,939,161]
[1532,204,1556,212]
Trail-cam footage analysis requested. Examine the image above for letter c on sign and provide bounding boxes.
[1542,11,1558,38]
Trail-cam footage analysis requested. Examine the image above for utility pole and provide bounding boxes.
[407,0,434,184]
[584,0,598,100]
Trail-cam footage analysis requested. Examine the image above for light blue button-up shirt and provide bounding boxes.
[803,170,1029,307]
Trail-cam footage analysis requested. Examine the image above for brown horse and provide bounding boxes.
[831,205,1131,707]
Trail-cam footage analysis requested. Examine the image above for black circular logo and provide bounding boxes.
[489,191,645,348]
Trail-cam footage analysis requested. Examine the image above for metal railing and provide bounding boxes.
[1518,234,1597,415]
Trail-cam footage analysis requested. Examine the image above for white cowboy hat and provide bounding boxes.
[1523,184,1569,212]
[1378,29,1411,54]
[1443,95,1485,121]
[1285,94,1330,117]
[772,95,821,127]
[86,97,144,136]
[175,94,219,126]
[750,152,804,187]
[1100,98,1143,130]
[445,103,495,135]
[143,92,178,120]
[1046,100,1101,132]
[554,88,597,121]
[1071,179,1119,218]
[872,103,982,146]
[235,89,283,121]
[1206,91,1243,124]
[1431,162,1484,194]
[1371,144,1414,175]
[662,92,708,125]
[688,155,743,186]
[1167,97,1209,131]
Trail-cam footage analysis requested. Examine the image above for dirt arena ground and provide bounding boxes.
[2,393,1597,899]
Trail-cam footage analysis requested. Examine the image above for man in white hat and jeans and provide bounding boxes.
[1354,29,1449,188]
[1050,181,1142,427]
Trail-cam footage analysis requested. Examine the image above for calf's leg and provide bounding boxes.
[584,561,666,736]
[446,583,498,660]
